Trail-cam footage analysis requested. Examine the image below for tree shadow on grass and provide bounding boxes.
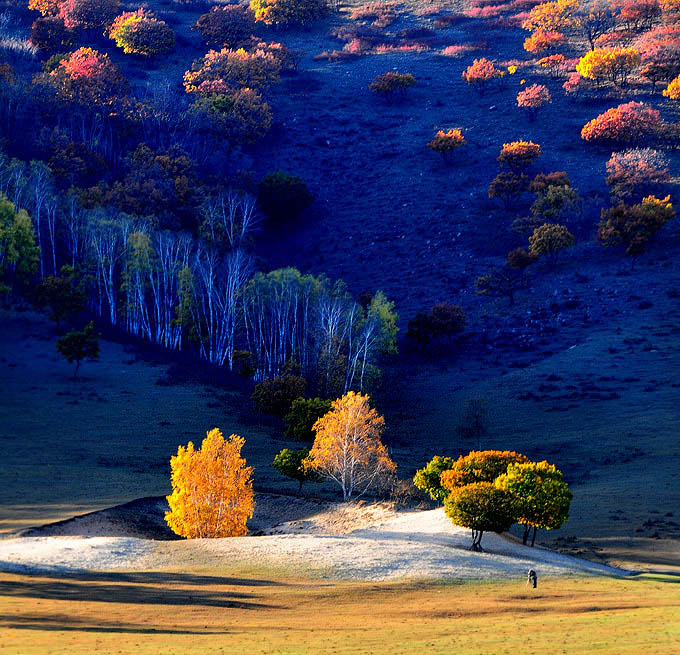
[0,614,227,635]
[0,571,286,609]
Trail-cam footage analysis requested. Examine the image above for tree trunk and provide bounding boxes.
[74,359,81,379]
[531,525,537,547]
[470,529,484,551]
[298,479,303,493]
[522,524,531,545]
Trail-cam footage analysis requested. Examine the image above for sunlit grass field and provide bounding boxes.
[0,572,677,655]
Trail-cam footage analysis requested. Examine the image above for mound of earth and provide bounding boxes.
[18,494,401,540]
[2,497,625,582]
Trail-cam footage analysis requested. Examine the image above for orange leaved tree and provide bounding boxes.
[304,391,396,500]
[440,450,529,492]
[165,428,254,538]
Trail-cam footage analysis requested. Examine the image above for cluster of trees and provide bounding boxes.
[0,148,396,392]
[414,450,572,550]
[166,392,394,538]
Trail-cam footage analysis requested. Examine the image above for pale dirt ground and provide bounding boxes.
[0,496,625,581]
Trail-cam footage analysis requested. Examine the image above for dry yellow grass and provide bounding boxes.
[0,571,678,655]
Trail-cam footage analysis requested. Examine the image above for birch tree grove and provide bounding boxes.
[0,149,398,392]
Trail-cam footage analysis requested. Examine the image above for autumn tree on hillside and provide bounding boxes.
[194,5,256,48]
[605,148,670,199]
[497,141,542,170]
[610,0,661,33]
[529,223,575,260]
[516,84,551,120]
[523,30,565,55]
[440,450,529,491]
[462,58,497,94]
[522,0,578,32]
[59,0,120,30]
[39,47,127,108]
[427,129,466,163]
[444,482,516,551]
[581,102,662,144]
[663,73,680,97]
[28,0,60,16]
[250,0,329,26]
[369,72,416,100]
[598,194,675,260]
[575,47,641,86]
[304,391,396,499]
[184,47,282,94]
[496,461,572,546]
[575,1,616,50]
[108,9,176,56]
[488,172,529,209]
[165,428,254,538]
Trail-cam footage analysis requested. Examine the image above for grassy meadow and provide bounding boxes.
[0,572,677,655]
[0,309,277,534]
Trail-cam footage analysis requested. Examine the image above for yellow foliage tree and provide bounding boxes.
[28,0,60,15]
[575,47,641,86]
[522,0,579,32]
[304,391,396,500]
[663,74,680,99]
[165,428,254,538]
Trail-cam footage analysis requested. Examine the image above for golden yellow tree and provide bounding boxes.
[165,428,254,538]
[304,391,396,500]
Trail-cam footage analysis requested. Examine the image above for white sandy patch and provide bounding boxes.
[0,507,624,581]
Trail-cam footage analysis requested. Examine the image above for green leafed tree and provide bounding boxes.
[285,397,332,442]
[413,455,456,503]
[56,321,100,377]
[444,482,516,551]
[272,447,320,492]
[0,194,40,294]
[495,460,572,546]
[33,265,85,324]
